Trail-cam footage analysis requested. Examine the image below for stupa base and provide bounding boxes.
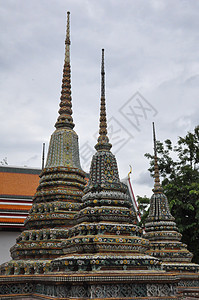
[0,271,179,299]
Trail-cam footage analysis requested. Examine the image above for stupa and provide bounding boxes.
[0,12,195,299]
[0,11,86,277]
[144,123,199,295]
[40,49,178,299]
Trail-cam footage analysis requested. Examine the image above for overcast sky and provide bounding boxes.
[0,0,199,198]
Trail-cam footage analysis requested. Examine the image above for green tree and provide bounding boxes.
[142,125,199,263]
[137,195,150,225]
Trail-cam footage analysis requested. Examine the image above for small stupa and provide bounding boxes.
[144,123,199,291]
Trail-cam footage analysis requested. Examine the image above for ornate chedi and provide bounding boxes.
[143,123,199,295]
[44,50,179,299]
[0,11,86,277]
[51,49,160,272]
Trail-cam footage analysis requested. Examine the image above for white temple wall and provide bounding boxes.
[0,231,20,264]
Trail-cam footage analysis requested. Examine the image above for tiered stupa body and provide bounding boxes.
[144,123,199,291]
[0,12,86,275]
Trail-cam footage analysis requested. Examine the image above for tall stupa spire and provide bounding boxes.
[45,11,81,169]
[55,11,74,129]
[152,122,163,193]
[95,49,112,151]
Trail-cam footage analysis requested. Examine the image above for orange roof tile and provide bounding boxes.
[0,204,31,211]
[0,217,25,224]
[0,172,40,196]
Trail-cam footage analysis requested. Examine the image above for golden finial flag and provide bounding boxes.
[128,165,132,178]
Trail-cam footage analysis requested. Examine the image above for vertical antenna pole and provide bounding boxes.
[42,143,45,170]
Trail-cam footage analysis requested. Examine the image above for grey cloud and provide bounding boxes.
[0,0,199,197]
[134,171,153,187]
[184,75,199,87]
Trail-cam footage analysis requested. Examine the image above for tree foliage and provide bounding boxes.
[139,125,199,263]
[137,195,150,225]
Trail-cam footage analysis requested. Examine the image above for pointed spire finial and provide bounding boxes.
[55,11,74,130]
[65,11,70,63]
[95,49,112,151]
[101,48,105,97]
[153,122,157,157]
[152,122,163,193]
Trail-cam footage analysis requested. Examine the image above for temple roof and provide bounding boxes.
[0,166,40,229]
